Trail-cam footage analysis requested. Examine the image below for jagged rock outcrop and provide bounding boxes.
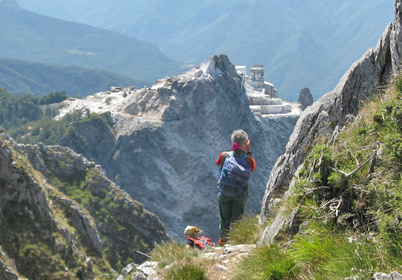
[259,0,402,244]
[372,272,402,280]
[55,54,300,240]
[0,132,168,279]
[298,87,313,110]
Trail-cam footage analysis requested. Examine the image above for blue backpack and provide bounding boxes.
[217,152,251,197]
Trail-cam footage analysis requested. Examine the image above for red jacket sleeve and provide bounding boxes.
[216,153,223,166]
[249,157,256,172]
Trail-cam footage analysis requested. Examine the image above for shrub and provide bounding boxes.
[233,245,296,280]
[229,214,264,244]
[164,263,208,280]
[151,242,202,269]
[150,242,212,279]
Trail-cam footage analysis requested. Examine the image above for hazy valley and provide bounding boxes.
[16,0,394,100]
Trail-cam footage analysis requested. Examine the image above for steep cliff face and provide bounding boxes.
[0,132,167,279]
[259,0,402,244]
[55,55,300,240]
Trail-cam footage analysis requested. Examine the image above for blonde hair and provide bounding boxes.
[184,226,202,235]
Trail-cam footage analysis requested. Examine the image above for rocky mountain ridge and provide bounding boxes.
[259,0,402,245]
[0,132,167,279]
[53,55,301,240]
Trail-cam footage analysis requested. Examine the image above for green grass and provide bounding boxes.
[233,245,296,280]
[151,242,211,279]
[164,263,209,280]
[151,242,204,269]
[229,214,265,245]
[234,223,402,279]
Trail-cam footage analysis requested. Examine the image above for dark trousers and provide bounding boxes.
[218,193,247,240]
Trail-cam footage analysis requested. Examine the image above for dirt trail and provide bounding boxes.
[201,244,256,279]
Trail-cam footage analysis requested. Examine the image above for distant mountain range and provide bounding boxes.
[0,57,145,96]
[0,1,183,95]
[16,0,394,100]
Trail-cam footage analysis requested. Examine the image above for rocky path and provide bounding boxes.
[117,244,257,280]
[202,244,256,279]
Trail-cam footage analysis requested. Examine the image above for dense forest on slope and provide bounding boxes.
[0,86,108,154]
[0,87,68,130]
[9,110,106,152]
[0,57,145,96]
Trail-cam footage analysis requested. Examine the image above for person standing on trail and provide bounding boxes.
[216,129,256,244]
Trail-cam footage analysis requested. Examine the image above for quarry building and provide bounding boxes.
[236,65,298,115]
